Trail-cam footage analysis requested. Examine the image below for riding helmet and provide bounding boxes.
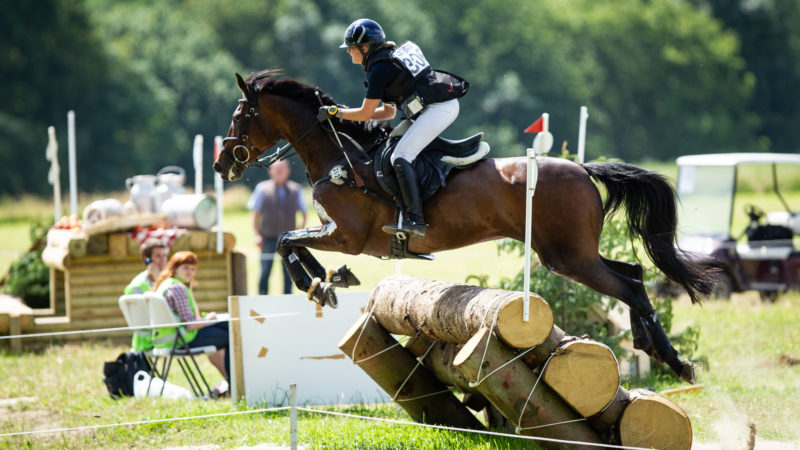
[340,19,386,48]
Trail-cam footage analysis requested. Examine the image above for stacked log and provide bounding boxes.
[342,275,692,449]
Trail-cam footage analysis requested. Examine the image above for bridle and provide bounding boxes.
[222,96,278,165]
[222,94,320,170]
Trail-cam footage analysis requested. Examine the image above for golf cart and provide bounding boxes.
[669,153,800,301]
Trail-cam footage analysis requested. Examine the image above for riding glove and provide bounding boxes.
[317,105,342,122]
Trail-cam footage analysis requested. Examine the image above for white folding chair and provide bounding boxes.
[118,294,160,375]
[144,292,217,398]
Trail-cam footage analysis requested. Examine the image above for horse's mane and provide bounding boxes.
[246,69,391,140]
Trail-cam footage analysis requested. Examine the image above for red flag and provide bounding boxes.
[524,117,544,134]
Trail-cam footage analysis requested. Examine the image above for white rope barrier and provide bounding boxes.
[0,402,652,449]
[0,406,290,438]
[295,407,652,450]
[0,312,301,341]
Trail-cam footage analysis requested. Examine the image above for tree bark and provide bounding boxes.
[453,327,603,447]
[368,275,553,348]
[338,313,483,429]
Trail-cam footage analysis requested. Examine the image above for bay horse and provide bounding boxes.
[213,69,716,383]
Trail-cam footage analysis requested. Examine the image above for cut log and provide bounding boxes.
[588,386,631,439]
[403,334,473,393]
[46,228,87,258]
[41,246,70,271]
[338,313,484,429]
[368,275,553,348]
[541,339,620,417]
[619,389,692,450]
[453,327,602,446]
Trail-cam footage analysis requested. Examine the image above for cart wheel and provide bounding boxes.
[711,273,733,300]
[759,290,779,303]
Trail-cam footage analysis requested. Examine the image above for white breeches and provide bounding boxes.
[390,99,460,164]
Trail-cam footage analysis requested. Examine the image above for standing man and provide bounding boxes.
[123,238,168,350]
[248,160,307,294]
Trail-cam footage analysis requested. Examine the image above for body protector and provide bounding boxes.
[366,41,470,118]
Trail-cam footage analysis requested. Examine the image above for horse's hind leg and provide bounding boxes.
[545,252,694,383]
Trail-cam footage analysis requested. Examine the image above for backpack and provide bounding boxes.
[102,351,152,399]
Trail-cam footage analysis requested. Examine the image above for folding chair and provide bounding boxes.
[144,292,217,398]
[117,294,161,380]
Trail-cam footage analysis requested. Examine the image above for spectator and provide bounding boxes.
[247,160,307,294]
[152,251,230,386]
[123,238,167,350]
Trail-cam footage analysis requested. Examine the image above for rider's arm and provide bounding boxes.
[340,98,395,122]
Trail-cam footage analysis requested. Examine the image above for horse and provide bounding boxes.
[213,69,717,383]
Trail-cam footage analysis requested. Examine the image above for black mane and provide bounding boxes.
[245,69,390,141]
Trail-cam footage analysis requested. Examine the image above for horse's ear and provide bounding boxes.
[235,73,248,95]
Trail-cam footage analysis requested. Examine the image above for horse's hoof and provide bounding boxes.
[330,265,360,288]
[679,360,696,384]
[318,282,338,309]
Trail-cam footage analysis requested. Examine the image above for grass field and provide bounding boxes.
[2,162,800,448]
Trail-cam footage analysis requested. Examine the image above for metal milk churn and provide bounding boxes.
[125,174,157,214]
[154,166,187,212]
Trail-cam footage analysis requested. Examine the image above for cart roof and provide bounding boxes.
[677,153,800,167]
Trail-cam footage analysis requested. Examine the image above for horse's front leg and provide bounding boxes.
[276,224,358,308]
[294,247,361,288]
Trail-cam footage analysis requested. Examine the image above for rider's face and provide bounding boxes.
[347,45,366,65]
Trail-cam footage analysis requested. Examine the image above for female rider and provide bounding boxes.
[317,18,469,238]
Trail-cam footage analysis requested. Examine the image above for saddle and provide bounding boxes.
[373,120,490,260]
[373,120,490,205]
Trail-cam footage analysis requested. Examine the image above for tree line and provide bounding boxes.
[2,0,797,196]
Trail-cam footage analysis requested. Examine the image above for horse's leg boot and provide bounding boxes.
[382,159,427,239]
[629,310,653,354]
[640,310,695,384]
[329,265,360,288]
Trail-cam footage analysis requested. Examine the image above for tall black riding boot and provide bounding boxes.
[382,158,427,238]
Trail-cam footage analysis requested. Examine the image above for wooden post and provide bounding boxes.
[369,275,553,348]
[339,313,484,429]
[453,327,602,446]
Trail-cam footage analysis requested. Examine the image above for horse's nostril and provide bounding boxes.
[213,162,221,172]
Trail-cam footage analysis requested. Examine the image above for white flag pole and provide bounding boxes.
[46,126,62,222]
[67,110,78,216]
[524,113,552,322]
[193,134,204,194]
[577,106,588,164]
[214,136,224,254]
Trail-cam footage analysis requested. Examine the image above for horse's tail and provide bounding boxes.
[583,161,717,303]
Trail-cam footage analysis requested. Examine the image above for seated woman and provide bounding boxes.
[151,251,229,388]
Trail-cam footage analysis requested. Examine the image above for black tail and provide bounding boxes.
[584,161,717,303]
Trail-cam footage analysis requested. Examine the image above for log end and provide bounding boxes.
[541,340,620,417]
[337,313,369,353]
[620,389,692,450]
[453,326,490,369]
[496,293,554,348]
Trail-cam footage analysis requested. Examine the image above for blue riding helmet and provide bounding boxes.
[340,19,386,48]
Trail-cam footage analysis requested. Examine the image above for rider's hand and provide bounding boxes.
[317,105,342,122]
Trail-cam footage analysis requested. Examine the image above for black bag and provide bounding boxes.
[102,351,151,399]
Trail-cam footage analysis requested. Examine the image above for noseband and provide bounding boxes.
[222,98,277,164]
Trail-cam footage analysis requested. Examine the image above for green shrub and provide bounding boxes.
[3,221,51,308]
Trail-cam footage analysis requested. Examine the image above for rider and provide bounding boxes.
[317,18,469,238]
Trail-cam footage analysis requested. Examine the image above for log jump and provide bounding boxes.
[340,275,692,449]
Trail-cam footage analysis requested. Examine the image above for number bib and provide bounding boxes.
[392,41,431,79]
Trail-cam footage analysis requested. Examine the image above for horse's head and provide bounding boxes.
[213,73,281,181]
